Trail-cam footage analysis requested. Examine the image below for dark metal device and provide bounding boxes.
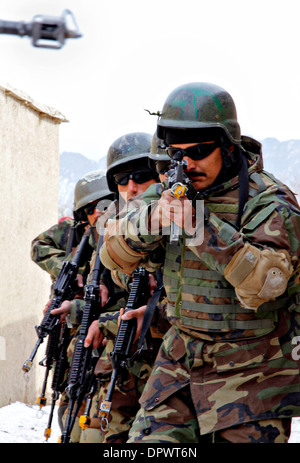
[0,9,82,49]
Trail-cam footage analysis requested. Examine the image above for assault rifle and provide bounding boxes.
[34,218,77,423]
[22,227,93,373]
[99,266,150,431]
[35,322,62,415]
[167,150,198,245]
[0,9,81,49]
[61,238,118,443]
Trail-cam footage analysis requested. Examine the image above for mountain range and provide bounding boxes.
[58,137,300,217]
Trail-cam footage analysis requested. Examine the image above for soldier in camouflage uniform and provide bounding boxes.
[32,170,114,438]
[31,170,113,285]
[82,132,171,443]
[100,82,300,443]
[31,217,74,286]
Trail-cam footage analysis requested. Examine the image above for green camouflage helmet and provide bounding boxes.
[157,82,241,145]
[73,170,112,212]
[106,132,153,192]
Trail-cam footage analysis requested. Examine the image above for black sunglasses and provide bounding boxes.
[113,169,156,185]
[166,141,219,161]
[84,201,99,216]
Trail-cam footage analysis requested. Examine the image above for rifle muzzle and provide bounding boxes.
[171,182,187,199]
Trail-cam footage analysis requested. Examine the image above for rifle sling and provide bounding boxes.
[138,285,163,351]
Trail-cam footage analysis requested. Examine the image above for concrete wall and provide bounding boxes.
[0,83,67,408]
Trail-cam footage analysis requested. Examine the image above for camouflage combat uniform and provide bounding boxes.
[93,289,169,443]
[100,136,300,443]
[31,217,74,284]
[31,217,79,432]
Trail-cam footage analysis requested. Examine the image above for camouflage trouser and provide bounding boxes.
[127,385,292,443]
[59,334,104,443]
[59,368,152,443]
[93,370,149,443]
[128,311,300,444]
[60,343,157,442]
[85,332,165,443]
[60,394,104,443]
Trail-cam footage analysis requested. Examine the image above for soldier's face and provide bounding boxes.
[171,142,223,191]
[118,178,157,202]
[87,208,102,226]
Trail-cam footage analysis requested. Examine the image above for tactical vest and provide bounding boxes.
[163,171,293,341]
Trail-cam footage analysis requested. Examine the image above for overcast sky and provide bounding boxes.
[1,0,299,161]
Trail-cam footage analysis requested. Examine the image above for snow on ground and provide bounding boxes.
[0,402,61,443]
[0,401,300,443]
[288,418,300,443]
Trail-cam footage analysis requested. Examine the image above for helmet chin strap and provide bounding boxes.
[221,145,237,168]
[236,146,249,229]
[220,143,249,229]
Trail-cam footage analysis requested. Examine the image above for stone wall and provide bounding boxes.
[0,83,67,407]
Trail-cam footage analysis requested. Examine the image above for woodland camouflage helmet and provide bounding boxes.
[106,132,155,192]
[157,82,241,145]
[73,170,112,212]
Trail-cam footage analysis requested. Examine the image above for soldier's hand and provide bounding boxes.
[50,300,72,322]
[152,189,195,234]
[148,273,156,296]
[84,319,104,349]
[43,299,52,315]
[77,273,84,288]
[119,305,147,343]
[99,283,109,306]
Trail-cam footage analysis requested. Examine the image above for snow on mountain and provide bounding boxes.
[58,152,107,217]
[261,138,300,196]
[58,139,300,218]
